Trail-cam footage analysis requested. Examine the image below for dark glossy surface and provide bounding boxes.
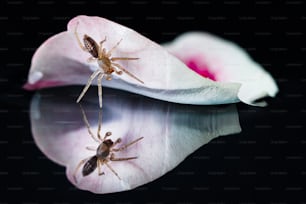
[29,87,241,194]
[1,0,305,203]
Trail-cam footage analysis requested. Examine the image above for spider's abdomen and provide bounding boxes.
[83,35,99,58]
[82,156,98,176]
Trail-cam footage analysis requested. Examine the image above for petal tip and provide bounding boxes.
[22,83,36,91]
[29,71,43,84]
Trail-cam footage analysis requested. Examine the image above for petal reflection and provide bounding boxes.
[30,87,241,194]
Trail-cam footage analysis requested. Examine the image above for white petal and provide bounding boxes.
[28,71,43,84]
[25,16,242,105]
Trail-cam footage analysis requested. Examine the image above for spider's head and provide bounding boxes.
[103,139,114,148]
[96,139,114,158]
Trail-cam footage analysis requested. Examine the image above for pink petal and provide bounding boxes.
[30,88,241,194]
[164,32,279,106]
[25,15,244,105]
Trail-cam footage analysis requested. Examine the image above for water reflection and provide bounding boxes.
[30,87,241,194]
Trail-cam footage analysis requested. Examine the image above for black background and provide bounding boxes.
[1,0,305,203]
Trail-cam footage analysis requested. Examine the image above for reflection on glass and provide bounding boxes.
[30,87,241,194]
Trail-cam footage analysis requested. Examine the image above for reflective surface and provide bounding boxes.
[2,0,306,202]
[2,85,305,202]
[30,87,241,194]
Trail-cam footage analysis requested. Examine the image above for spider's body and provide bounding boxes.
[81,138,113,177]
[73,108,143,183]
[74,23,144,107]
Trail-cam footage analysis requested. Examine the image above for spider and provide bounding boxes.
[74,22,144,108]
[73,106,144,183]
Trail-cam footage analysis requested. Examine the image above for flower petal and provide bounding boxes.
[164,32,279,106]
[30,87,241,194]
[25,15,244,105]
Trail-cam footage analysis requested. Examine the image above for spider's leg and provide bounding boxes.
[97,159,105,176]
[99,36,107,47]
[77,69,101,103]
[113,138,122,147]
[97,108,103,141]
[112,137,143,152]
[74,22,87,51]
[87,57,97,63]
[86,146,96,151]
[111,57,139,61]
[99,36,107,56]
[106,39,122,57]
[105,74,112,80]
[110,153,138,161]
[105,162,121,180]
[79,104,100,143]
[103,132,112,141]
[110,58,138,75]
[111,63,144,84]
[97,72,105,108]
